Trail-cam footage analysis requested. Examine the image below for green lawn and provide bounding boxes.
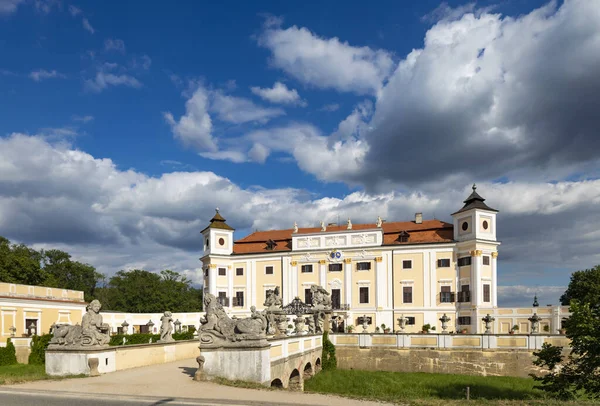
[304,369,597,405]
[0,364,52,385]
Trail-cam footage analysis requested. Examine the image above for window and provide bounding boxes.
[458,257,472,267]
[403,286,413,303]
[402,260,412,269]
[331,289,341,309]
[329,263,342,272]
[266,239,276,250]
[204,269,209,277]
[458,316,471,325]
[483,284,490,302]
[437,258,450,268]
[304,288,313,304]
[139,324,150,334]
[301,264,313,273]
[218,238,225,246]
[236,267,244,276]
[398,231,409,242]
[482,220,489,230]
[440,286,454,303]
[218,267,226,276]
[461,222,469,231]
[265,266,274,275]
[405,316,416,325]
[234,291,244,307]
[359,287,369,304]
[458,285,471,302]
[218,291,228,306]
[357,316,372,325]
[356,262,371,271]
[483,255,490,265]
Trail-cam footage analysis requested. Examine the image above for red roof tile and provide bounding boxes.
[232,219,454,254]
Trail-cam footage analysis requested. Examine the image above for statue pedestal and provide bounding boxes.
[200,344,271,385]
[46,347,115,376]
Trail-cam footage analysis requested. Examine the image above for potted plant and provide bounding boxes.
[559,327,566,335]
[461,328,468,334]
[375,326,381,333]
[346,325,354,333]
[422,323,431,334]
[509,325,519,335]
[381,323,391,334]
[431,326,436,333]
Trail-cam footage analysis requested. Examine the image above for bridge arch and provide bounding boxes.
[288,368,302,391]
[303,362,313,380]
[271,378,283,388]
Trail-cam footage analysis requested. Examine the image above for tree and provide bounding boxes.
[560,265,600,309]
[0,237,45,285]
[533,265,600,399]
[42,249,103,301]
[102,269,203,313]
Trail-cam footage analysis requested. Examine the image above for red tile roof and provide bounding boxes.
[232,219,454,254]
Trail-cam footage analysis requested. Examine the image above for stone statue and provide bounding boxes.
[314,311,325,334]
[199,293,267,348]
[294,315,305,335]
[310,285,332,310]
[320,221,326,231]
[49,300,110,348]
[293,221,298,233]
[306,316,315,334]
[158,311,174,343]
[263,287,283,311]
[376,216,383,227]
[347,218,352,230]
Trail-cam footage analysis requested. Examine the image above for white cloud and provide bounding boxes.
[68,4,81,16]
[0,0,24,14]
[250,82,306,106]
[210,91,285,124]
[84,72,142,92]
[104,38,126,53]
[140,55,151,70]
[258,20,394,95]
[82,18,94,34]
[1,133,599,300]
[164,85,217,152]
[29,69,66,82]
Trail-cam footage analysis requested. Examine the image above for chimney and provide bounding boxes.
[415,213,423,224]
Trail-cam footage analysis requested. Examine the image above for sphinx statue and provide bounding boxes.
[49,300,110,349]
[199,293,268,348]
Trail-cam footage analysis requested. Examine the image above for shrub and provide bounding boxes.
[321,331,337,371]
[172,331,194,340]
[0,338,18,366]
[28,334,52,365]
[109,331,195,346]
[422,324,431,332]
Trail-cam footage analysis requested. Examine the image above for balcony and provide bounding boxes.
[440,292,456,303]
[232,297,244,307]
[457,291,471,303]
[217,296,230,307]
[332,303,350,311]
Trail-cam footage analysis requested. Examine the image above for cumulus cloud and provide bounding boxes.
[68,4,81,16]
[258,19,394,95]
[104,38,126,53]
[250,82,306,106]
[355,0,600,190]
[1,133,598,297]
[84,72,142,93]
[165,85,285,154]
[29,69,66,82]
[0,0,24,14]
[319,103,340,112]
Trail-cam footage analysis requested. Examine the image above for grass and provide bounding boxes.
[0,364,86,385]
[304,369,599,405]
[0,364,52,385]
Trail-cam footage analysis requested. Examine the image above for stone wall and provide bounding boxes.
[331,333,571,378]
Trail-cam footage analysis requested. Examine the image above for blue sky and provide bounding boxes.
[1,0,599,307]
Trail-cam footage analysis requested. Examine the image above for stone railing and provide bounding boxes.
[330,333,570,351]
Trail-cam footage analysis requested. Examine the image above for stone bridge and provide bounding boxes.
[200,334,323,391]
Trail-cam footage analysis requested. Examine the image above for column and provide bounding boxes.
[282,258,290,304]
[472,250,482,306]
[491,252,498,307]
[375,256,385,309]
[227,265,233,311]
[423,252,430,308]
[319,260,327,287]
[250,260,257,308]
[245,260,251,311]
[429,251,437,308]
[344,258,352,307]
[290,261,299,301]
[208,264,217,296]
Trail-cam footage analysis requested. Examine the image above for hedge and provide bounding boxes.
[28,334,52,365]
[321,331,337,371]
[0,338,18,366]
[109,331,195,346]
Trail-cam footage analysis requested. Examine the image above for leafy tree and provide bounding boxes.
[0,236,45,285]
[42,249,103,301]
[533,265,600,399]
[560,265,600,308]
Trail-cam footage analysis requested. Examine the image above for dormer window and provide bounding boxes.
[266,239,276,250]
[397,231,409,243]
